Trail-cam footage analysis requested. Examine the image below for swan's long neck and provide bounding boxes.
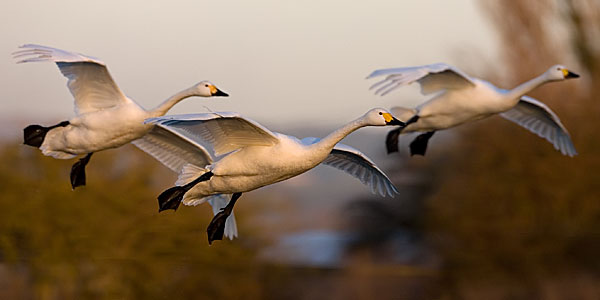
[310,118,365,153]
[505,73,549,102]
[150,87,197,117]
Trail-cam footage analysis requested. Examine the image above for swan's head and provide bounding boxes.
[363,108,405,126]
[192,81,229,97]
[546,65,580,81]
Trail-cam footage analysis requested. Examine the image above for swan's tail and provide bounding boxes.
[176,164,210,186]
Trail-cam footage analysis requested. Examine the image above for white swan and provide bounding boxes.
[14,44,228,189]
[367,63,579,157]
[139,108,403,244]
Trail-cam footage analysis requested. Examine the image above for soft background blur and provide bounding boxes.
[1,0,599,299]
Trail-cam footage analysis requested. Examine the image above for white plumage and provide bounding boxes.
[138,109,402,241]
[145,110,399,200]
[15,44,228,188]
[368,63,579,156]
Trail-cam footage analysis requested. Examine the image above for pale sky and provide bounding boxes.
[1,0,498,128]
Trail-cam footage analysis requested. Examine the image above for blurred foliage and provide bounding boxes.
[0,144,265,299]
[423,0,600,298]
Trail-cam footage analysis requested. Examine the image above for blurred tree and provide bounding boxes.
[424,0,600,299]
[0,144,265,299]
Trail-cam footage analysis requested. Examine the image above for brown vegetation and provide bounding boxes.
[0,145,264,299]
[424,0,600,298]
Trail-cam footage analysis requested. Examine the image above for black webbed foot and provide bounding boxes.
[23,125,48,148]
[207,192,242,245]
[409,131,435,156]
[157,186,186,212]
[385,128,402,154]
[23,121,69,148]
[70,152,93,189]
[385,114,421,154]
[206,210,229,244]
[157,171,214,212]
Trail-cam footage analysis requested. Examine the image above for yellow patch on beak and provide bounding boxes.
[562,69,569,77]
[209,85,218,95]
[382,113,394,123]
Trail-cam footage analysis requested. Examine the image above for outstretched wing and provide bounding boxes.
[302,138,399,197]
[367,63,476,96]
[500,96,577,157]
[145,112,280,157]
[13,44,131,115]
[132,125,213,173]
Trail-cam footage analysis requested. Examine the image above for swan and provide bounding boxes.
[13,44,228,189]
[367,63,579,157]
[139,108,403,244]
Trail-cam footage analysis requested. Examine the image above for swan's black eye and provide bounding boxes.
[556,67,560,71]
[205,84,209,87]
[379,112,383,115]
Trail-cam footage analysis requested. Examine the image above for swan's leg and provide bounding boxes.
[386,128,402,154]
[404,114,420,126]
[23,121,69,148]
[70,152,93,189]
[386,115,420,154]
[409,131,435,156]
[157,172,214,212]
[207,192,242,245]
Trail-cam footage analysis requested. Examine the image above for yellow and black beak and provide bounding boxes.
[562,69,580,79]
[382,113,405,126]
[210,85,229,97]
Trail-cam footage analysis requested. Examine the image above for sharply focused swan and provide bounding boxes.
[138,108,403,244]
[14,44,228,189]
[367,63,579,157]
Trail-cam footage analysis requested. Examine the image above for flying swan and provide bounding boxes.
[14,44,228,189]
[367,63,579,157]
[139,108,403,244]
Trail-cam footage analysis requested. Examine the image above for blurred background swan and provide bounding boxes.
[367,63,578,156]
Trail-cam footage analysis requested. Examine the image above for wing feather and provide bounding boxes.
[145,113,279,156]
[132,125,212,173]
[14,44,130,115]
[500,96,577,157]
[367,63,475,96]
[318,141,398,197]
